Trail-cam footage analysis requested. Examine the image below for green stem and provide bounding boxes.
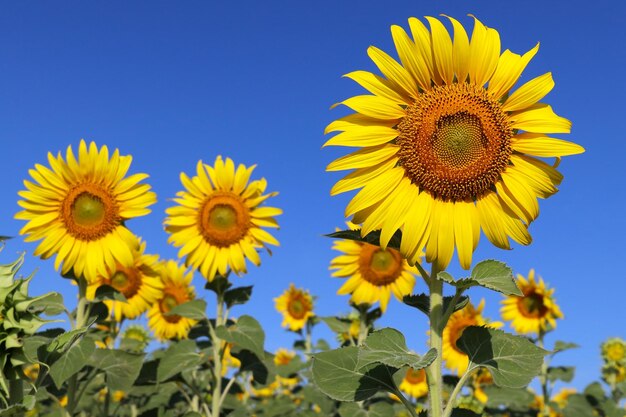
[8,379,23,406]
[67,276,89,415]
[394,388,420,417]
[304,321,314,356]
[211,291,225,417]
[538,331,550,417]
[443,367,476,417]
[426,263,444,417]
[357,305,369,346]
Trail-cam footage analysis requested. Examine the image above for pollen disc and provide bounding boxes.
[358,244,403,286]
[397,83,513,201]
[62,183,120,240]
[198,192,250,247]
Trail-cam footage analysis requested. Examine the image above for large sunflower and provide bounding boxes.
[165,156,281,281]
[86,238,162,320]
[147,260,197,340]
[274,284,315,332]
[15,139,156,281]
[399,367,428,399]
[324,16,584,270]
[330,229,417,312]
[442,299,502,374]
[500,269,563,335]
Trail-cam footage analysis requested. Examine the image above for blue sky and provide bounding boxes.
[1,0,624,392]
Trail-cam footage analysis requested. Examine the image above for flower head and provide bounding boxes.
[399,367,428,399]
[500,269,563,335]
[274,284,315,332]
[324,16,583,270]
[16,139,156,281]
[165,156,281,281]
[601,337,626,364]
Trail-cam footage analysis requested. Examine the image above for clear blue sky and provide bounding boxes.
[1,0,624,392]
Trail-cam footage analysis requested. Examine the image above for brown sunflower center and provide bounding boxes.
[108,267,141,299]
[287,297,309,320]
[517,292,548,318]
[358,244,403,286]
[199,192,250,247]
[62,183,120,240]
[404,368,426,385]
[397,83,513,202]
[159,289,188,323]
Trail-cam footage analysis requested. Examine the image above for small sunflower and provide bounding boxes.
[501,269,563,335]
[330,227,417,312]
[221,343,241,376]
[274,349,299,388]
[165,156,281,281]
[399,367,428,399]
[147,260,197,340]
[274,284,315,332]
[16,139,156,281]
[442,299,502,374]
[324,16,583,270]
[86,238,163,320]
[471,369,494,404]
[601,337,626,364]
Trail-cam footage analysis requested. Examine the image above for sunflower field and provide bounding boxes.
[0,5,624,417]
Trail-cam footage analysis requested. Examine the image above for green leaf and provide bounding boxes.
[562,394,596,417]
[457,326,547,388]
[403,294,469,315]
[450,410,480,417]
[166,299,207,320]
[338,403,367,417]
[204,275,232,294]
[358,328,437,370]
[157,340,204,382]
[311,346,398,401]
[439,261,521,296]
[46,318,95,353]
[326,229,402,250]
[224,286,253,308]
[49,336,95,388]
[483,386,535,407]
[92,285,127,302]
[552,341,579,355]
[547,366,575,383]
[233,348,272,384]
[88,348,144,391]
[215,315,265,358]
[321,317,352,334]
[369,403,395,417]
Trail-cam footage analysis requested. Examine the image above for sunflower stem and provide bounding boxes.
[442,367,475,417]
[426,263,444,417]
[305,320,314,356]
[538,331,551,417]
[67,276,89,415]
[394,388,420,417]
[357,305,369,346]
[211,290,225,417]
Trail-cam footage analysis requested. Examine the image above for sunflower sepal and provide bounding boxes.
[358,328,437,370]
[457,326,547,389]
[165,299,208,321]
[403,293,469,316]
[437,260,521,296]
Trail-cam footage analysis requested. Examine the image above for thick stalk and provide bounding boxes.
[357,305,368,346]
[304,321,313,356]
[67,276,89,415]
[426,263,444,417]
[211,292,225,417]
[538,332,550,417]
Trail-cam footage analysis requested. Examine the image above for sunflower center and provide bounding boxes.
[607,345,625,362]
[287,298,308,320]
[160,292,184,323]
[404,368,425,385]
[108,268,141,299]
[397,83,513,202]
[199,192,250,247]
[517,292,548,318]
[62,183,120,241]
[358,244,403,286]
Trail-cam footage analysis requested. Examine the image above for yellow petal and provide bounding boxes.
[401,191,432,263]
[468,16,500,86]
[326,144,399,171]
[476,193,511,249]
[408,17,436,83]
[444,15,470,83]
[510,104,571,134]
[390,25,431,91]
[330,158,398,196]
[323,125,399,148]
[425,16,454,85]
[512,133,584,157]
[343,71,409,104]
[453,200,479,270]
[345,167,404,216]
[325,113,396,135]
[497,173,539,224]
[335,95,405,120]
[488,43,539,101]
[502,72,554,112]
[367,46,419,99]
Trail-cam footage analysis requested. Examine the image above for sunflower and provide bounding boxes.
[274,349,299,388]
[500,269,563,335]
[221,343,242,376]
[324,16,583,270]
[471,369,494,404]
[399,367,428,399]
[86,238,162,320]
[601,337,626,364]
[147,260,197,340]
[15,139,156,281]
[165,156,281,281]
[442,299,502,374]
[330,228,417,312]
[274,284,315,331]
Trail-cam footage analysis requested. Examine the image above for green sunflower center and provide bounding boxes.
[108,268,141,299]
[199,192,250,247]
[359,244,403,286]
[160,294,179,313]
[287,298,307,319]
[62,184,120,241]
[397,83,513,202]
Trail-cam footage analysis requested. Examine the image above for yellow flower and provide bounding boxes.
[472,369,494,404]
[22,364,40,382]
[165,156,281,281]
[330,230,417,312]
[222,343,241,376]
[501,269,563,335]
[15,139,156,281]
[601,337,626,364]
[399,367,428,399]
[274,284,315,331]
[147,260,197,340]
[274,348,296,366]
[250,380,280,398]
[86,238,163,320]
[442,300,502,374]
[324,16,583,270]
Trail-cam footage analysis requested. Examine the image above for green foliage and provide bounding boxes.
[457,326,547,388]
[157,339,204,382]
[224,286,253,308]
[326,229,402,250]
[403,293,469,315]
[88,348,145,391]
[49,336,95,388]
[358,328,436,370]
[547,366,575,383]
[166,299,208,320]
[438,260,522,296]
[216,315,265,358]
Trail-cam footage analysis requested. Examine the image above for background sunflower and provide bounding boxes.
[274,284,315,332]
